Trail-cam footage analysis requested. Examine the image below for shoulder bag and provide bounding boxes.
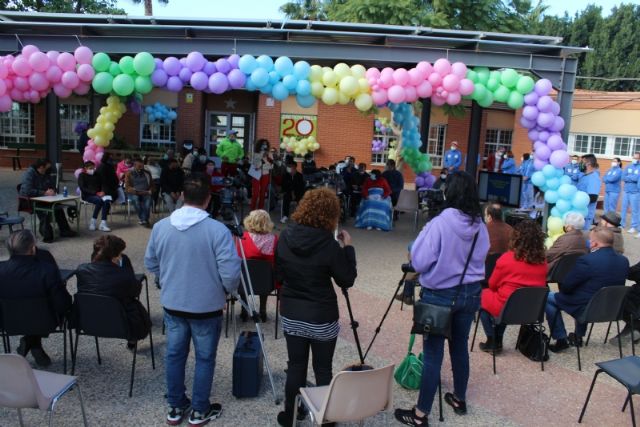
[394,333,423,390]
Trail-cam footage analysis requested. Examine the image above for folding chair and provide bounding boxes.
[394,189,420,231]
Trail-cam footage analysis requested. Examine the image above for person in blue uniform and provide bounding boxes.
[518,153,535,209]
[603,157,622,213]
[443,140,462,172]
[576,154,601,230]
[501,151,517,174]
[621,152,640,233]
[565,154,583,184]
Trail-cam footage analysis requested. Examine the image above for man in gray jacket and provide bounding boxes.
[145,174,240,426]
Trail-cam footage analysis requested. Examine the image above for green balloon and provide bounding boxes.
[475,67,490,85]
[134,76,153,94]
[472,83,487,101]
[486,78,500,92]
[500,68,519,89]
[507,91,525,109]
[133,52,155,77]
[466,70,478,83]
[92,52,111,73]
[112,74,135,96]
[477,92,494,108]
[119,56,135,75]
[516,75,535,95]
[109,62,121,77]
[489,70,501,81]
[494,85,510,103]
[92,72,113,94]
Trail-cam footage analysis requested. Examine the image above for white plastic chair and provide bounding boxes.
[293,364,395,426]
[394,189,420,231]
[0,354,88,427]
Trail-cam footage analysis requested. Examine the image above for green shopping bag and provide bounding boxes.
[394,334,423,390]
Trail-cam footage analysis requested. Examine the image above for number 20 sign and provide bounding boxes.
[280,114,317,139]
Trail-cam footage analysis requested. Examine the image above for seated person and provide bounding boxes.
[160,158,184,212]
[116,155,133,184]
[597,211,624,254]
[433,169,447,190]
[382,159,404,208]
[355,169,393,231]
[348,162,368,216]
[75,235,150,349]
[236,210,279,323]
[20,158,76,242]
[143,156,162,211]
[125,158,155,227]
[545,227,629,352]
[0,230,71,366]
[479,220,548,353]
[484,202,512,255]
[546,212,588,273]
[280,161,305,224]
[96,153,120,204]
[615,261,640,343]
[78,160,111,232]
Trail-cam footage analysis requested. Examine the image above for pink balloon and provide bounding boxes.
[0,64,7,80]
[433,58,451,75]
[28,72,49,91]
[446,92,461,105]
[408,68,423,86]
[21,45,39,58]
[28,51,49,73]
[431,95,446,106]
[46,51,60,63]
[416,80,432,98]
[372,90,388,106]
[10,88,23,102]
[379,68,394,89]
[76,64,95,82]
[46,66,63,83]
[74,46,93,65]
[547,134,564,151]
[57,52,76,72]
[405,86,418,102]
[74,168,83,179]
[535,144,551,161]
[28,90,40,103]
[428,73,442,87]
[11,58,32,77]
[61,71,80,89]
[392,68,410,86]
[5,78,13,91]
[365,67,381,80]
[13,77,28,91]
[0,80,5,97]
[0,94,11,111]
[416,61,433,77]
[451,62,467,78]
[459,79,474,96]
[549,149,569,169]
[95,151,104,164]
[442,74,460,92]
[96,145,104,153]
[387,85,406,104]
[53,83,72,98]
[74,82,91,95]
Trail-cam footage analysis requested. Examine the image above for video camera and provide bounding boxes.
[419,188,445,219]
[220,176,245,222]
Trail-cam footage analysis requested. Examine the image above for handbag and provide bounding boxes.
[411,231,479,338]
[394,334,423,390]
[516,324,550,362]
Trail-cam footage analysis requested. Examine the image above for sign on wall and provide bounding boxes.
[280,114,317,140]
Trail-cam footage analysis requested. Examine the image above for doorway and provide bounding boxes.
[205,112,254,158]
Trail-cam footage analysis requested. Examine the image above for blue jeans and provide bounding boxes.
[583,202,596,230]
[164,312,223,412]
[416,283,481,414]
[82,195,110,221]
[621,192,639,229]
[129,194,152,222]
[479,310,506,339]
[545,292,587,340]
[604,191,620,213]
[520,184,534,209]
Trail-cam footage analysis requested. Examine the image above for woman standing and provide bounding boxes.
[250,138,273,210]
[276,188,357,427]
[395,171,489,426]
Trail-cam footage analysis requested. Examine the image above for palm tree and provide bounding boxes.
[131,0,168,16]
[279,0,328,20]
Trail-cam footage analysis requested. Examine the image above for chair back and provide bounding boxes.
[0,298,59,336]
[485,252,503,281]
[242,259,275,296]
[74,293,130,339]
[16,184,32,214]
[0,354,47,410]
[497,286,549,325]
[395,190,418,212]
[548,253,583,284]
[318,364,394,423]
[578,286,630,324]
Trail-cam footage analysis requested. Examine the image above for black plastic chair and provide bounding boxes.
[571,286,630,371]
[547,253,583,285]
[0,211,25,233]
[0,298,71,374]
[579,356,640,427]
[484,252,503,286]
[71,293,154,397]
[470,286,549,374]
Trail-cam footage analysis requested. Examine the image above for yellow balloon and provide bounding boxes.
[105,112,115,122]
[322,88,338,105]
[311,82,324,97]
[358,78,370,93]
[308,135,316,143]
[338,92,350,105]
[309,65,323,82]
[313,142,320,150]
[333,63,351,79]
[354,93,373,112]
[321,66,332,75]
[322,71,338,87]
[104,122,115,132]
[547,216,563,235]
[99,107,107,114]
[94,135,106,146]
[339,76,359,97]
[351,64,366,79]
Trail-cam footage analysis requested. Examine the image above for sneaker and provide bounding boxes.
[30,347,52,367]
[89,218,97,231]
[138,220,144,225]
[366,226,373,230]
[167,402,191,426]
[188,404,222,426]
[628,228,637,234]
[99,221,111,232]
[549,338,570,353]
[280,216,288,224]
[479,336,503,354]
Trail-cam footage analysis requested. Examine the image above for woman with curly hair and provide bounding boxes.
[478,219,548,353]
[275,187,357,427]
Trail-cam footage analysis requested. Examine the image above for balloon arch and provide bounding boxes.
[0,45,588,232]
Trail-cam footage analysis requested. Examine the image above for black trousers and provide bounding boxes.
[282,192,294,217]
[36,205,71,239]
[284,333,337,414]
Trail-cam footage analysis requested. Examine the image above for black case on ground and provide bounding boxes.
[232,331,264,398]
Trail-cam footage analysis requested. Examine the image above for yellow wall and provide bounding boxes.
[486,110,514,129]
[143,89,178,108]
[281,97,318,115]
[571,109,640,136]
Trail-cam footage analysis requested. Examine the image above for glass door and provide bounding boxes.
[206,112,253,158]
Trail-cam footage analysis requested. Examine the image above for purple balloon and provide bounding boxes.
[179,58,187,66]
[551,101,560,116]
[550,116,565,132]
[524,91,539,106]
[547,134,564,151]
[208,72,229,94]
[154,58,163,68]
[536,112,554,128]
[215,58,231,74]
[533,140,545,151]
[415,176,425,187]
[549,149,569,169]
[534,159,548,171]
[166,76,183,92]
[538,131,550,142]
[537,96,554,113]
[163,57,181,76]
[203,61,217,76]
[534,79,553,97]
[227,69,246,89]
[128,100,141,114]
[535,144,551,161]
[424,173,436,188]
[227,54,240,68]
[528,130,539,141]
[522,105,539,121]
[179,67,193,83]
[151,69,168,87]
[186,51,206,72]
[520,116,536,129]
[190,71,209,91]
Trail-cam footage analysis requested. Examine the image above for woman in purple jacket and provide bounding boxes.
[395,171,490,426]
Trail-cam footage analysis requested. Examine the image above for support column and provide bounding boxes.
[465,101,482,178]
[419,98,431,153]
[45,93,61,186]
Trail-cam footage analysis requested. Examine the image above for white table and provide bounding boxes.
[30,195,81,238]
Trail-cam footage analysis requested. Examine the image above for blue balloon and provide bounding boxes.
[531,171,546,187]
[572,191,590,209]
[388,103,398,111]
[250,68,269,87]
[559,175,572,185]
[542,164,557,178]
[245,79,257,91]
[282,74,298,90]
[272,82,289,101]
[546,177,559,190]
[544,190,559,204]
[259,83,273,95]
[268,70,280,85]
[256,55,274,71]
[238,55,258,74]
[296,80,311,96]
[274,56,294,76]
[293,61,311,79]
[393,113,404,123]
[551,207,561,218]
[168,111,177,120]
[557,183,577,200]
[556,198,571,213]
[296,94,316,108]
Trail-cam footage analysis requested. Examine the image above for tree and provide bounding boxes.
[131,0,169,16]
[1,0,125,13]
[279,0,328,20]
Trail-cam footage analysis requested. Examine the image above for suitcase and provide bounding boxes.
[232,331,264,398]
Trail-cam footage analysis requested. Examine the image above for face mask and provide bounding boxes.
[370,174,377,180]
[612,162,618,168]
[276,160,282,166]
[286,167,292,173]
[451,146,456,150]
[496,152,502,158]
[571,159,578,165]
[504,155,508,159]
[199,155,207,162]
[440,174,447,180]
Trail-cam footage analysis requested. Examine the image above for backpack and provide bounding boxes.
[517,324,550,362]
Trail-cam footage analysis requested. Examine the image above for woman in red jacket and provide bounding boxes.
[361,169,391,199]
[479,220,547,353]
[236,209,278,322]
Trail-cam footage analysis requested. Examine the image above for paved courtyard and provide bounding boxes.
[0,166,638,426]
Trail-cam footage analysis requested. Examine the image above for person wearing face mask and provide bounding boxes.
[517,153,535,209]
[485,147,505,173]
[621,152,640,233]
[564,154,583,184]
[144,156,162,212]
[78,161,111,232]
[96,152,119,202]
[125,158,155,227]
[280,161,305,224]
[190,148,209,175]
[301,153,317,176]
[545,212,588,273]
[576,154,601,230]
[355,169,393,231]
[500,151,516,174]
[181,144,198,175]
[433,170,447,190]
[250,138,274,210]
[545,227,629,352]
[443,140,462,172]
[603,157,622,213]
[158,148,175,172]
[382,159,404,210]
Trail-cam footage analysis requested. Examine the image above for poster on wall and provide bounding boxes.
[280,114,317,141]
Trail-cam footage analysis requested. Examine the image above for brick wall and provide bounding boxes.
[175,89,204,151]
[256,94,282,148]
[114,109,140,149]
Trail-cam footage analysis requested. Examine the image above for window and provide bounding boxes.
[426,124,447,168]
[0,103,34,147]
[59,103,90,151]
[370,123,398,165]
[571,134,610,155]
[573,134,589,153]
[140,108,176,149]
[614,137,640,158]
[590,135,607,155]
[483,129,513,158]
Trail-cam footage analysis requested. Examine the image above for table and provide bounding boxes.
[30,195,81,239]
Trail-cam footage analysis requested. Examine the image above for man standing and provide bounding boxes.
[216,130,244,177]
[280,161,305,224]
[576,154,601,230]
[603,157,622,213]
[443,140,462,172]
[621,152,640,233]
[0,230,71,366]
[145,175,240,426]
[382,159,404,209]
[518,153,535,209]
[485,146,505,173]
[125,158,154,227]
[564,154,583,184]
[545,227,629,351]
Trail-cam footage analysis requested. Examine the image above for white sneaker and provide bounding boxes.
[280,216,288,224]
[628,228,637,234]
[99,221,111,232]
[367,226,373,230]
[89,218,97,231]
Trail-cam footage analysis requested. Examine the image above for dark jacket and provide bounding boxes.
[382,169,404,194]
[160,167,185,194]
[546,229,588,272]
[556,247,629,317]
[281,171,305,201]
[276,223,357,323]
[78,172,102,197]
[96,162,119,199]
[0,254,71,317]
[623,262,640,321]
[125,169,154,195]
[20,166,54,197]
[75,255,150,340]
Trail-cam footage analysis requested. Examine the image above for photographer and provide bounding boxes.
[250,138,273,210]
[275,188,357,427]
[395,171,489,426]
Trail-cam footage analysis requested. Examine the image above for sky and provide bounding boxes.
[118,0,632,20]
